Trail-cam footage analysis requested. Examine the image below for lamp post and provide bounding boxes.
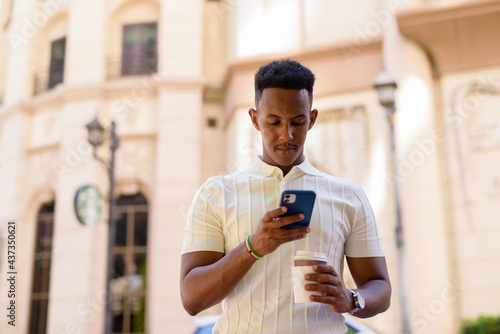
[86,117,119,334]
[373,71,411,334]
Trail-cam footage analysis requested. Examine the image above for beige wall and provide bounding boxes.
[226,0,384,61]
[0,0,205,333]
[1,1,499,333]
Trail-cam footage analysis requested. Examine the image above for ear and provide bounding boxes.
[308,109,318,130]
[249,108,260,131]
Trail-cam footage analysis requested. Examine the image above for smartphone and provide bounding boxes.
[278,190,316,229]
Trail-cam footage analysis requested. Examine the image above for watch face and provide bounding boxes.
[357,292,366,309]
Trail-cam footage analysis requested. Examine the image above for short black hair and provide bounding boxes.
[254,59,315,108]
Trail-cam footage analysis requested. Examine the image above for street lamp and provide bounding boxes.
[373,71,411,334]
[86,118,105,147]
[373,70,398,109]
[86,116,119,334]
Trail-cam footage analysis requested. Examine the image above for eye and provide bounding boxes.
[292,121,305,126]
[268,121,280,126]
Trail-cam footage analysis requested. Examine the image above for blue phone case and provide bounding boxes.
[278,190,316,229]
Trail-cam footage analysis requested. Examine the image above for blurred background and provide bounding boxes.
[0,0,499,333]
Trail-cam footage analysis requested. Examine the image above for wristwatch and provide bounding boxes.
[348,289,365,315]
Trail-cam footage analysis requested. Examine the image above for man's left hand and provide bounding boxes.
[304,265,354,313]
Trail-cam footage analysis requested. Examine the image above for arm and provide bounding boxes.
[345,256,391,317]
[304,256,391,317]
[180,207,310,316]
[180,247,252,316]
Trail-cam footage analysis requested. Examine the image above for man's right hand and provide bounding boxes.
[249,206,311,256]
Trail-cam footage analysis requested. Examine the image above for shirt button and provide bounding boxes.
[281,182,286,186]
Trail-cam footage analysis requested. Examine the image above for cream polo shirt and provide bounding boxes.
[182,156,385,334]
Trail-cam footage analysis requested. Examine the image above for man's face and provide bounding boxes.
[249,88,318,175]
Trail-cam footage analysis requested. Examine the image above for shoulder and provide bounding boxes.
[193,176,224,201]
[304,162,358,190]
[316,173,369,201]
[339,178,366,195]
[313,169,361,190]
[197,171,248,195]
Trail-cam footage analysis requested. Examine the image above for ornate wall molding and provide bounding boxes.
[27,147,60,189]
[450,80,500,228]
[115,137,156,186]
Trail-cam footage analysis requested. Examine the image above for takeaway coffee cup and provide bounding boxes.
[291,250,329,303]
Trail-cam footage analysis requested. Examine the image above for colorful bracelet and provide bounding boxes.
[245,235,264,260]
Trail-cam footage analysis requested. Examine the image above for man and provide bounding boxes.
[180,59,391,333]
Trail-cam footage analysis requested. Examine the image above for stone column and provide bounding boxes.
[149,1,205,333]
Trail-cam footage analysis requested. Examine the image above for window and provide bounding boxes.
[48,37,66,89]
[28,202,55,334]
[112,194,148,333]
[121,23,158,76]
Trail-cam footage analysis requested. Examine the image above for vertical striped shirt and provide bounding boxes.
[182,156,385,333]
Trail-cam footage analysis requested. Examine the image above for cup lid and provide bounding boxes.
[294,250,328,263]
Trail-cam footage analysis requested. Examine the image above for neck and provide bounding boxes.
[281,165,293,176]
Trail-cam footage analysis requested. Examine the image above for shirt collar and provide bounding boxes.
[243,155,324,178]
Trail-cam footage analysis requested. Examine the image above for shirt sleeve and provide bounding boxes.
[181,177,225,255]
[344,181,385,258]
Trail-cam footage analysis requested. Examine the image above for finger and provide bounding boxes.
[305,282,338,294]
[273,225,310,239]
[275,213,305,228]
[309,294,339,306]
[305,270,341,286]
[312,265,339,277]
[305,273,339,287]
[262,206,288,222]
[274,228,310,244]
[308,288,353,313]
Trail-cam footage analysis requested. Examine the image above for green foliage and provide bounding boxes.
[460,315,500,334]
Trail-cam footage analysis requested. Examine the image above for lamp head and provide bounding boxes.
[86,117,105,147]
[373,70,397,108]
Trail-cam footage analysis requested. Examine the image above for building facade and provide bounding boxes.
[0,0,499,333]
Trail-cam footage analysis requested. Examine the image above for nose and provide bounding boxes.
[279,124,293,142]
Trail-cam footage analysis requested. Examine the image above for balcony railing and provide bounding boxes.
[107,54,158,81]
[32,54,158,95]
[33,66,64,96]
[34,71,50,96]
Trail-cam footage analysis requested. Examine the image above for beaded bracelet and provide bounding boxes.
[245,235,264,260]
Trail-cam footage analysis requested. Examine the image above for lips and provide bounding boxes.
[276,145,297,155]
